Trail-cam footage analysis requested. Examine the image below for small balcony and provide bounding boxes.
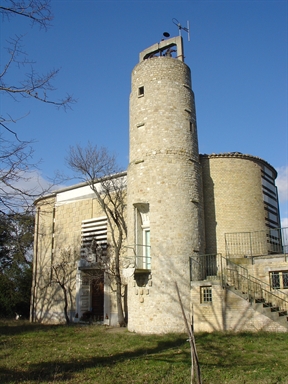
[190,254,221,282]
[125,244,151,274]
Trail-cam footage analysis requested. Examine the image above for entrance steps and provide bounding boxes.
[225,282,288,330]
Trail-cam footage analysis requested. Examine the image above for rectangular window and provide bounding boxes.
[200,286,212,303]
[283,272,288,289]
[270,271,288,290]
[138,86,144,97]
[270,272,280,289]
[143,229,151,269]
[134,203,150,270]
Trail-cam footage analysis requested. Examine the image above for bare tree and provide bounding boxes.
[67,143,127,327]
[50,247,77,324]
[0,0,74,214]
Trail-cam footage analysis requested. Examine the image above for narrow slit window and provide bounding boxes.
[138,86,144,97]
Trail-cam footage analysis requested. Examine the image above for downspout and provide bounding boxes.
[50,207,56,280]
[31,206,40,322]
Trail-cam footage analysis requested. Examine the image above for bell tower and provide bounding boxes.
[126,36,205,333]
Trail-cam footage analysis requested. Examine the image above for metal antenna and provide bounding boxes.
[172,18,190,41]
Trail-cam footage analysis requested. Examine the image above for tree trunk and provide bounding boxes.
[114,271,125,327]
[115,248,126,327]
[61,284,70,324]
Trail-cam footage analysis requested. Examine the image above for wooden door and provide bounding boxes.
[91,274,104,321]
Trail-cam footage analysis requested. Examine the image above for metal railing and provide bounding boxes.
[190,253,220,281]
[190,253,288,315]
[124,244,151,271]
[223,269,288,314]
[225,227,288,257]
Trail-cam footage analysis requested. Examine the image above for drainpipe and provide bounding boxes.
[31,206,40,322]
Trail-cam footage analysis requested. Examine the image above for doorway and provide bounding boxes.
[91,273,104,321]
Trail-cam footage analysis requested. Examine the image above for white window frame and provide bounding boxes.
[200,286,212,303]
[143,228,151,269]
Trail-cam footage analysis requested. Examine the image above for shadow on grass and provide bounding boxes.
[0,320,56,336]
[0,327,189,383]
[2,325,288,383]
[196,331,287,383]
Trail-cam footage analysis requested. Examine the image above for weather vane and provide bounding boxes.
[172,18,190,41]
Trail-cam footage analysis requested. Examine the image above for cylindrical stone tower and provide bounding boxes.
[126,36,205,334]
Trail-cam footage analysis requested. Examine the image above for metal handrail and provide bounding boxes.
[249,274,288,296]
[191,253,288,315]
[223,260,288,313]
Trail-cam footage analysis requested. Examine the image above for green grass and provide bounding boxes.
[1,321,288,384]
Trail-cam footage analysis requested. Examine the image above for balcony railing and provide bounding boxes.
[225,227,288,257]
[190,253,221,281]
[124,244,151,273]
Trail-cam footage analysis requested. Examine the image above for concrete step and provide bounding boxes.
[229,286,288,329]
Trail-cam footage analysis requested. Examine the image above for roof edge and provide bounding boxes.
[34,171,127,205]
[200,152,277,177]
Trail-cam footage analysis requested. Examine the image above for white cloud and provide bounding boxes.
[7,170,65,196]
[276,165,288,203]
[14,170,53,192]
[1,170,67,213]
[281,217,288,229]
[276,166,288,229]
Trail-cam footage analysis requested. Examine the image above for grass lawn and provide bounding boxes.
[0,320,287,384]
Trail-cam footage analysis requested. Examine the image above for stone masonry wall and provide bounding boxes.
[191,281,287,332]
[33,194,118,323]
[201,154,267,256]
[127,56,205,334]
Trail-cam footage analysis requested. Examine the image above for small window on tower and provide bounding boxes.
[138,86,144,97]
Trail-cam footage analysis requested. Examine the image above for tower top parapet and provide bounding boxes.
[139,35,184,63]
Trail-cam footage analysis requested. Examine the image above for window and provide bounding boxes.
[138,86,144,97]
[200,286,212,303]
[261,167,280,230]
[134,203,151,270]
[143,228,151,269]
[270,271,288,290]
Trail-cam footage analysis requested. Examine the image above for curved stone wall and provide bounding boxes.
[127,56,205,333]
[201,153,279,257]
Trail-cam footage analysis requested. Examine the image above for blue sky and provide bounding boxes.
[1,0,287,223]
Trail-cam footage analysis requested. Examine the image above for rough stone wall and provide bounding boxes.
[191,281,287,332]
[127,56,205,334]
[201,154,267,256]
[31,197,56,322]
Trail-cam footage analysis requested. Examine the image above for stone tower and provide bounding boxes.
[126,36,205,333]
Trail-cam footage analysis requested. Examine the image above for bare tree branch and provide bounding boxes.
[0,0,53,29]
[1,34,75,118]
[0,1,75,214]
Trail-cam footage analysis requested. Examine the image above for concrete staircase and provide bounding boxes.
[222,258,288,329]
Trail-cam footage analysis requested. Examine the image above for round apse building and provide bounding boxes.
[200,152,281,258]
[126,36,205,334]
